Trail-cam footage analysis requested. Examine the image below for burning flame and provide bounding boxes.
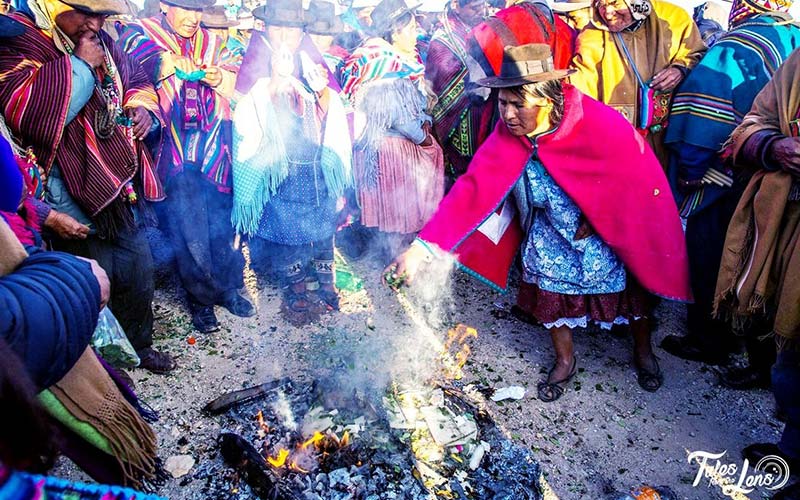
[263,429,353,474]
[441,324,477,380]
[256,410,270,434]
[267,448,290,468]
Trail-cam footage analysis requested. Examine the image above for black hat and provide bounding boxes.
[478,43,574,88]
[370,0,420,33]
[253,0,305,27]
[0,13,23,36]
[60,0,132,15]
[305,0,344,35]
[160,0,214,11]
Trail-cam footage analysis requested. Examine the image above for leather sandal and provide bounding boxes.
[280,290,319,326]
[537,357,578,403]
[635,355,663,392]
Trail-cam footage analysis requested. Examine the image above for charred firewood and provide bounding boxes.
[218,433,304,500]
[204,378,292,415]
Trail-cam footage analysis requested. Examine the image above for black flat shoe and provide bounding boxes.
[137,347,176,374]
[218,290,255,318]
[191,304,220,333]
[742,443,800,471]
[660,335,729,365]
[718,365,770,390]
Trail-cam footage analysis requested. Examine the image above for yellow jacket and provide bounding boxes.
[569,0,705,123]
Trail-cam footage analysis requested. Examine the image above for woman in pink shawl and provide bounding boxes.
[388,44,691,402]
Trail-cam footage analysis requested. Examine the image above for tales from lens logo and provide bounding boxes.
[688,450,790,495]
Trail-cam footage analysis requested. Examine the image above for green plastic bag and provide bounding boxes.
[334,251,363,292]
[91,308,140,368]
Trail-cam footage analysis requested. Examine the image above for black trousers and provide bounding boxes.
[53,226,154,351]
[164,172,244,307]
[773,347,800,459]
[685,188,774,371]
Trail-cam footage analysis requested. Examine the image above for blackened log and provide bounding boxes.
[204,378,292,415]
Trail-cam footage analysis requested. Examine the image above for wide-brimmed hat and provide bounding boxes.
[0,13,23,36]
[306,0,344,34]
[551,0,591,12]
[160,0,214,11]
[253,0,305,27]
[202,5,238,28]
[237,7,254,29]
[478,43,574,87]
[61,0,132,15]
[370,0,421,32]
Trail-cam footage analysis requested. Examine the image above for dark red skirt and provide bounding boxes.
[516,275,653,328]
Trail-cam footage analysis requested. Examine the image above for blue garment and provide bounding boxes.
[666,13,800,216]
[0,248,100,390]
[45,57,96,229]
[518,156,626,295]
[0,136,22,212]
[68,55,95,124]
[0,467,165,500]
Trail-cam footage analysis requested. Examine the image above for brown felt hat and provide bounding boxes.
[202,5,238,28]
[253,0,305,27]
[478,43,574,88]
[61,0,132,15]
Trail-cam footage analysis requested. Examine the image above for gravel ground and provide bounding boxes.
[53,229,784,500]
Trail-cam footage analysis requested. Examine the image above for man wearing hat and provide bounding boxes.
[0,0,176,372]
[202,4,246,57]
[425,0,486,187]
[232,0,353,325]
[119,0,254,334]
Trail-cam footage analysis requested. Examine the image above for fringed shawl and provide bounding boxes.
[231,61,353,236]
[353,77,428,186]
[715,49,800,338]
[49,348,158,487]
[0,14,163,238]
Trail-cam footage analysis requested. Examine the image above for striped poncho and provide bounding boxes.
[0,14,163,237]
[665,12,800,216]
[118,17,241,191]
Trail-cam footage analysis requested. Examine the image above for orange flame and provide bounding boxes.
[256,410,270,434]
[442,324,478,379]
[267,448,290,468]
[301,432,325,449]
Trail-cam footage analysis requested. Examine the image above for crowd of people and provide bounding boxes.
[1,0,800,495]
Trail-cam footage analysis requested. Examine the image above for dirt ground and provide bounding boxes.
[54,229,784,500]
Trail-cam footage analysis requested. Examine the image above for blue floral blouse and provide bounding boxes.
[516,155,627,295]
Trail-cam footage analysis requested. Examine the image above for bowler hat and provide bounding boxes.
[0,13,23,36]
[370,0,421,33]
[253,0,305,27]
[61,0,132,15]
[202,5,238,28]
[160,0,214,11]
[478,43,574,87]
[305,0,344,35]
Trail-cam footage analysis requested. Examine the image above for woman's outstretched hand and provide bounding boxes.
[382,242,431,289]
